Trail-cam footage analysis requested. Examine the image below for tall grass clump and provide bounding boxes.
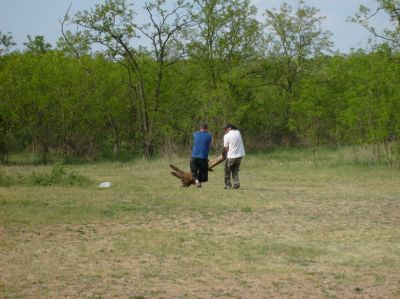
[246,145,400,169]
[28,166,92,187]
[0,167,93,187]
[0,170,15,187]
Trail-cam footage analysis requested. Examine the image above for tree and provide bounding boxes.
[0,31,16,55]
[63,0,192,156]
[258,0,333,144]
[62,0,152,155]
[23,35,52,54]
[351,0,400,47]
[291,56,336,165]
[134,0,192,111]
[0,32,17,162]
[57,30,91,58]
[187,0,259,135]
[0,71,16,163]
[189,0,259,88]
[334,47,400,165]
[0,52,62,164]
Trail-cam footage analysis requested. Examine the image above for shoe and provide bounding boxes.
[195,180,202,188]
[224,185,231,189]
[233,184,240,189]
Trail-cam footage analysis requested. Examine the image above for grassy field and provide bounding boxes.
[1,149,400,298]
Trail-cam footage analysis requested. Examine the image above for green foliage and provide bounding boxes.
[23,35,52,54]
[0,1,400,166]
[28,166,92,187]
[0,31,16,55]
[0,167,92,187]
[187,0,260,129]
[351,0,400,47]
[0,170,15,187]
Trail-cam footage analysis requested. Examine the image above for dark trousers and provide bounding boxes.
[190,158,209,182]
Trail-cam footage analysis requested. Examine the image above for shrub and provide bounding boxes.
[0,167,92,187]
[29,167,92,187]
[0,170,14,187]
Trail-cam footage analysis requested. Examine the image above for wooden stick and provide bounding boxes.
[169,155,226,187]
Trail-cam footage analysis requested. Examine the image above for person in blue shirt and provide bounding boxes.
[190,122,212,188]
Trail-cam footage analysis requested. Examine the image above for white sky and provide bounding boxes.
[0,0,391,53]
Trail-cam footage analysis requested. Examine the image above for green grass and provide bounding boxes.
[1,149,400,298]
[0,166,92,187]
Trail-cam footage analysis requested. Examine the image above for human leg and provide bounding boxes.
[231,158,242,189]
[198,158,209,183]
[190,158,201,186]
[224,159,233,188]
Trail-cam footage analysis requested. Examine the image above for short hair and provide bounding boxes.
[200,122,208,129]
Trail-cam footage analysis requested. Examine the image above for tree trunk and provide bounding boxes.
[42,143,49,165]
[137,79,154,157]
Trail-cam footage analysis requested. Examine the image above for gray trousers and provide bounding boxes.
[224,157,242,187]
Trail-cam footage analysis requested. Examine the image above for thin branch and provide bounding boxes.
[60,3,90,72]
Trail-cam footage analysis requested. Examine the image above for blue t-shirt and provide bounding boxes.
[192,131,212,159]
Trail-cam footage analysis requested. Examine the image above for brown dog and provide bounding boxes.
[170,155,225,187]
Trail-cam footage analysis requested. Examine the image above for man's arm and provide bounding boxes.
[222,147,228,158]
[222,134,229,158]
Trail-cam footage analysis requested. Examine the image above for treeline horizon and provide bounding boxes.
[1,0,400,165]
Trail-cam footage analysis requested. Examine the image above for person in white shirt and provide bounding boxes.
[223,123,245,189]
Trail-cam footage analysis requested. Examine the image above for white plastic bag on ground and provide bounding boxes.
[99,182,112,188]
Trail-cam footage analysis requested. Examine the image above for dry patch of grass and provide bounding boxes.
[1,152,400,298]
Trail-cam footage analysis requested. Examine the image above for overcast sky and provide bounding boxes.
[0,0,390,53]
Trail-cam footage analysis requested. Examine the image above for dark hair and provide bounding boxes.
[224,123,238,130]
[200,122,208,129]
